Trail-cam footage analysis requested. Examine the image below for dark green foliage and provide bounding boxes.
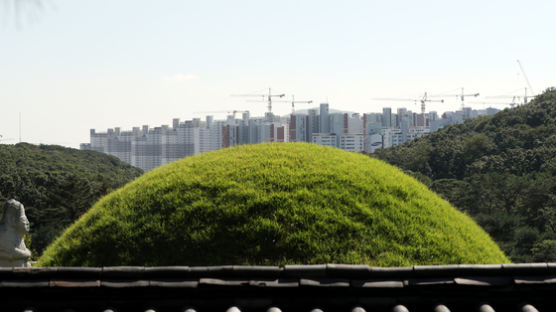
[531,240,556,261]
[373,88,556,262]
[0,143,143,255]
[39,143,508,266]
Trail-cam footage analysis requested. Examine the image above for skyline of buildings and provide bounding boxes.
[81,105,500,171]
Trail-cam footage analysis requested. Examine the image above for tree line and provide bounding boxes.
[372,88,556,262]
[0,143,143,256]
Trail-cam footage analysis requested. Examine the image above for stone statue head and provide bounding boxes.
[1,199,30,235]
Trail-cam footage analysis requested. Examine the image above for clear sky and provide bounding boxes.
[1,0,555,147]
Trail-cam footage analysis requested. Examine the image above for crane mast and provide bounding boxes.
[232,88,285,114]
[373,92,443,114]
[275,95,313,114]
[194,110,249,119]
[517,60,535,100]
[429,88,479,111]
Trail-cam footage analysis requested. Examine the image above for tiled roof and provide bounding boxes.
[1,264,555,312]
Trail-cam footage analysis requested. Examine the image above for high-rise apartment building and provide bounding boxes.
[289,114,309,142]
[85,113,288,171]
[382,107,392,128]
[83,104,500,171]
[319,103,330,133]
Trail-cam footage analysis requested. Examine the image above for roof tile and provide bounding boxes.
[407,277,455,287]
[100,279,149,288]
[148,279,199,287]
[248,279,298,287]
[368,266,413,278]
[102,266,145,278]
[502,263,548,275]
[144,266,190,278]
[284,264,327,278]
[232,265,281,278]
[50,279,101,287]
[0,280,50,287]
[351,279,404,288]
[299,278,350,287]
[56,267,102,278]
[326,264,371,278]
[199,278,250,286]
[514,276,556,285]
[454,276,513,286]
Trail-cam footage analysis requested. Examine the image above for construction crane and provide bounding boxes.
[494,61,538,105]
[232,88,285,114]
[372,92,444,114]
[485,88,535,107]
[194,110,249,119]
[517,59,535,98]
[429,88,479,111]
[275,95,313,114]
[467,101,516,108]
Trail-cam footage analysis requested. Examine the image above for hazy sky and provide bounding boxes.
[1,0,555,147]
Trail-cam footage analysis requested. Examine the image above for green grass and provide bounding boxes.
[38,143,509,266]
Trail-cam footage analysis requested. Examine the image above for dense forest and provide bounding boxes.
[0,143,143,256]
[373,88,556,262]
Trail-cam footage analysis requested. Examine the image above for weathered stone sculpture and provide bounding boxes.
[0,199,31,267]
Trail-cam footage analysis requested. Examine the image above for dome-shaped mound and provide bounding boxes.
[38,143,508,266]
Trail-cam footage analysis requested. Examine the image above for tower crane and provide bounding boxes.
[194,110,249,119]
[429,88,480,111]
[231,88,285,114]
[372,92,444,114]
[482,61,537,107]
[467,101,516,108]
[484,95,524,107]
[485,88,536,107]
[275,95,313,114]
[517,59,535,98]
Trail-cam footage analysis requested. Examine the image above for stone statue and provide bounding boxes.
[0,199,32,267]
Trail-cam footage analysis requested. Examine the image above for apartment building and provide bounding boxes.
[83,104,500,171]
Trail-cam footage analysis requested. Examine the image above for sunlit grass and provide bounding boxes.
[38,143,509,266]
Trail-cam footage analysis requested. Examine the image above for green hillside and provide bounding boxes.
[0,143,143,255]
[39,143,508,266]
[373,88,556,262]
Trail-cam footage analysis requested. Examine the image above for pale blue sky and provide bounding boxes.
[1,0,555,147]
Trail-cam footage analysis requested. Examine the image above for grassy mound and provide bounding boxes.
[38,143,508,266]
